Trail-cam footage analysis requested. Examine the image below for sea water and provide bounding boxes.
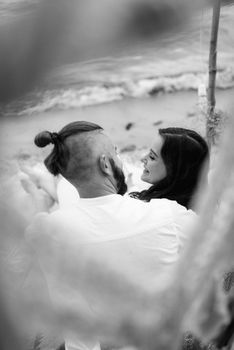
[1,0,234,116]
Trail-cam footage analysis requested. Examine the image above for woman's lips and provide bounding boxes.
[143,168,149,174]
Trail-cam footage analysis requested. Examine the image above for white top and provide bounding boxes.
[27,194,195,350]
[57,176,80,208]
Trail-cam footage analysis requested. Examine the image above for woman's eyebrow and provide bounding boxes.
[150,149,158,157]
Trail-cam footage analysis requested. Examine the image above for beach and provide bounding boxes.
[0,0,233,179]
[1,88,233,163]
[0,0,233,178]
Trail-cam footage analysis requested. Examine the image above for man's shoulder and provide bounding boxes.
[123,196,179,223]
[147,198,174,207]
[125,196,178,210]
[133,197,195,222]
[148,198,191,213]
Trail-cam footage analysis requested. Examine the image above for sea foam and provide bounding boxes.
[19,67,234,116]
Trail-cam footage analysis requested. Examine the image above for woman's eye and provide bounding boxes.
[149,155,155,160]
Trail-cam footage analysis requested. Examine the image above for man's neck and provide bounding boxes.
[74,181,117,199]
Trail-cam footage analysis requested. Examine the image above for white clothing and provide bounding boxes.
[27,194,195,350]
[57,176,80,208]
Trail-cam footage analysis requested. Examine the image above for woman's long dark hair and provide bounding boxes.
[130,128,209,209]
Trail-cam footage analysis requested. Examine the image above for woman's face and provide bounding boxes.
[141,133,167,184]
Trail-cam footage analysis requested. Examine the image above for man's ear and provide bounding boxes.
[99,154,112,176]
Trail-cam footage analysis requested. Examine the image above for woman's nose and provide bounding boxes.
[141,156,147,164]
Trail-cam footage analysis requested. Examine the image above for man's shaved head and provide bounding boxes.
[34,121,127,195]
[34,121,104,179]
[64,130,117,182]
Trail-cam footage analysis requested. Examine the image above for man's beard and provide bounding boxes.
[109,158,128,195]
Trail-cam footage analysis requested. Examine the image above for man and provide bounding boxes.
[28,121,195,350]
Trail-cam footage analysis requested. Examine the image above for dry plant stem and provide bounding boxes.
[207,0,221,146]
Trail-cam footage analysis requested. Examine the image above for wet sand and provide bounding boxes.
[1,89,233,176]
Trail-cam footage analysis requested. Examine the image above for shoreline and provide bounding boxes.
[1,88,233,168]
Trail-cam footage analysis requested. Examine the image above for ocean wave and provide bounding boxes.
[19,67,234,116]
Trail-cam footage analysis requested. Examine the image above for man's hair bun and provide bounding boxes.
[34,131,53,148]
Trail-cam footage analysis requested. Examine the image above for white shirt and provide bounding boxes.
[56,176,80,208]
[27,194,195,350]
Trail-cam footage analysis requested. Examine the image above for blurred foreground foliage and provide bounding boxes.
[1,1,234,350]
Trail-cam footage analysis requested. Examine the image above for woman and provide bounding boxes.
[131,128,212,350]
[130,127,209,210]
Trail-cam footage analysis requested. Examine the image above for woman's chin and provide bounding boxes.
[141,173,150,184]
